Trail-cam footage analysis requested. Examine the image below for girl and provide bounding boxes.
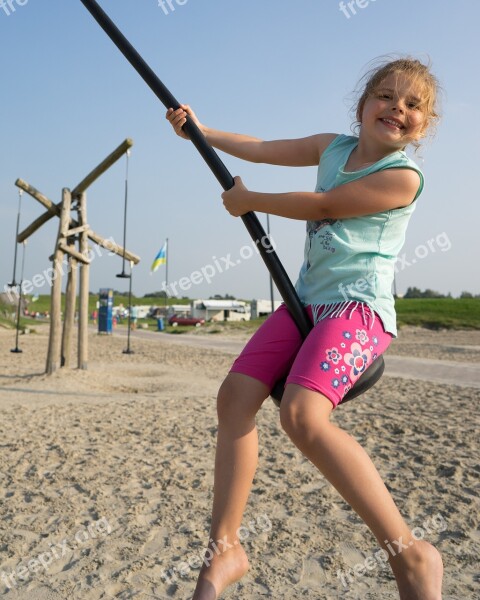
[167,57,443,600]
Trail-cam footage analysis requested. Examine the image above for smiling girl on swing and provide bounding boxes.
[167,56,443,600]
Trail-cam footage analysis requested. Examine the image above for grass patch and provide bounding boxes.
[0,315,38,332]
[164,325,195,334]
[0,316,15,329]
[395,298,480,330]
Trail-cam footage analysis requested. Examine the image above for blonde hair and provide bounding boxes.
[352,56,441,149]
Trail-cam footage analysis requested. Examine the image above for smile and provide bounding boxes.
[380,118,404,130]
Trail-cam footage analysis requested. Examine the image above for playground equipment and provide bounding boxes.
[15,138,140,374]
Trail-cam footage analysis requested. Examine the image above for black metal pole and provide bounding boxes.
[78,0,385,404]
[117,149,131,279]
[8,189,22,288]
[266,214,275,315]
[123,261,134,354]
[11,241,26,354]
[79,0,311,339]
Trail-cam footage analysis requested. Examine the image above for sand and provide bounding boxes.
[0,324,479,600]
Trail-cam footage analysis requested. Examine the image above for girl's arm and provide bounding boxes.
[166,105,336,167]
[222,169,422,220]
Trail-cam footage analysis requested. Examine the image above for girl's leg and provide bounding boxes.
[192,304,304,599]
[192,372,270,600]
[280,385,443,600]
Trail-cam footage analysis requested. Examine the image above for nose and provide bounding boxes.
[391,98,405,113]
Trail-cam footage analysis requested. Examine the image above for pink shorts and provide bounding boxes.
[230,303,392,408]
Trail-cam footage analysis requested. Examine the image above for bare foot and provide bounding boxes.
[192,542,249,600]
[390,540,443,600]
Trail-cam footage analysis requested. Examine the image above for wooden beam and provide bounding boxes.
[47,232,138,264]
[18,211,55,243]
[15,179,57,211]
[72,138,133,197]
[17,136,133,240]
[15,179,62,242]
[66,224,89,237]
[16,179,139,263]
[57,242,91,264]
[87,230,140,264]
[16,178,140,265]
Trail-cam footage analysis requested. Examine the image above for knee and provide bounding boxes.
[279,388,331,443]
[216,374,268,424]
[279,396,310,441]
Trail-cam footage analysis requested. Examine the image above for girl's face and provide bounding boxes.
[360,72,427,150]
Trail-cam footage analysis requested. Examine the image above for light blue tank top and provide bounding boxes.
[295,134,424,336]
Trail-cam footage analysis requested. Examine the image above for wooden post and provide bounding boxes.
[77,192,89,370]
[61,252,78,368]
[46,189,72,375]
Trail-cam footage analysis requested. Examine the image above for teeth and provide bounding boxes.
[382,118,402,128]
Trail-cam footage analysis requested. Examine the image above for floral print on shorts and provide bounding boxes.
[324,328,375,391]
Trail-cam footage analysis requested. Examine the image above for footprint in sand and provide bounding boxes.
[141,527,170,556]
[298,556,328,588]
[4,585,64,600]
[338,540,366,568]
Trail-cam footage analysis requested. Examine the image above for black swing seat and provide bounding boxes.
[270,355,385,407]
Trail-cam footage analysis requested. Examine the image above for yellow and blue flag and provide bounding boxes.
[150,240,167,272]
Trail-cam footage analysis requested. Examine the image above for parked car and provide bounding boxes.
[168,314,205,327]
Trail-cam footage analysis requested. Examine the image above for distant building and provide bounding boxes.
[191,299,251,322]
[251,299,282,319]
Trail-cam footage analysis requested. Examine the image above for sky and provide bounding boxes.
[1,0,479,303]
